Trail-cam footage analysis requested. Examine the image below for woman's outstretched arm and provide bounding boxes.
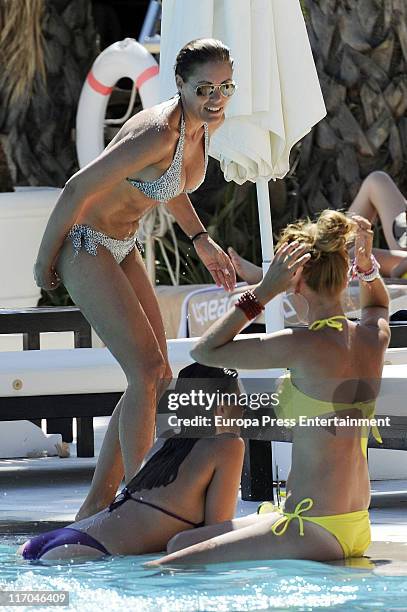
[166,193,236,292]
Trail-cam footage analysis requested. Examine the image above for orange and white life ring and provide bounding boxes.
[76,38,160,168]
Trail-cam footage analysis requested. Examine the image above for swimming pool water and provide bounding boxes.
[1,535,407,612]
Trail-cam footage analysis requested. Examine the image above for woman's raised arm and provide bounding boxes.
[191,242,310,369]
[352,216,390,337]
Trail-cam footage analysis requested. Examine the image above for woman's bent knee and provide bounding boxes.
[365,170,392,190]
[167,533,182,554]
[164,363,173,381]
[147,352,167,378]
[127,353,167,387]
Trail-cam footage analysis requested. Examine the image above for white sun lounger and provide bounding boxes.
[0,338,195,457]
[1,340,406,446]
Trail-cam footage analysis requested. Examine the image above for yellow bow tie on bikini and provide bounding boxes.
[308,315,347,332]
[271,498,314,536]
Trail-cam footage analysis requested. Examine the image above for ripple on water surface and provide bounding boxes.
[1,539,407,611]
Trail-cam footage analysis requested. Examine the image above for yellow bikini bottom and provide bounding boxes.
[258,498,371,558]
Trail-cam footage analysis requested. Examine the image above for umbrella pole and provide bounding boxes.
[255,177,284,333]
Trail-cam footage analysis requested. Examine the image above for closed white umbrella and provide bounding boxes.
[160,0,326,331]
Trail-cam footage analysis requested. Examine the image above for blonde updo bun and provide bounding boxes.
[277,210,356,294]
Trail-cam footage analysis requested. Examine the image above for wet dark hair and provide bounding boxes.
[175,38,233,81]
[125,362,239,493]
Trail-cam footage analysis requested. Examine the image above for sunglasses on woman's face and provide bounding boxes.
[194,81,236,97]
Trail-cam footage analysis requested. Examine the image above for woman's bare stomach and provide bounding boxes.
[74,185,157,240]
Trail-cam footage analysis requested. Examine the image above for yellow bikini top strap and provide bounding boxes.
[360,416,383,458]
[371,423,382,445]
[271,498,314,537]
[308,315,347,332]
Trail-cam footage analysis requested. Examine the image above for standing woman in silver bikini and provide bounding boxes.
[34,38,236,521]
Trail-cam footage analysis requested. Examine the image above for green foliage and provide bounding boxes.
[154,182,262,286]
[300,0,308,19]
[208,182,261,266]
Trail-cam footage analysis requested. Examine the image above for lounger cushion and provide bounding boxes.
[0,338,197,397]
[0,342,406,408]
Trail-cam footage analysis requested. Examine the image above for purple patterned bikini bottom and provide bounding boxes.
[22,527,110,560]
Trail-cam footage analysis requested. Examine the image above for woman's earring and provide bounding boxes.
[281,291,310,325]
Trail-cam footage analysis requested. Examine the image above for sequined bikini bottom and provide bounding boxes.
[68,224,144,264]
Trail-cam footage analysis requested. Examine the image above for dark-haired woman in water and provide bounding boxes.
[20,364,244,560]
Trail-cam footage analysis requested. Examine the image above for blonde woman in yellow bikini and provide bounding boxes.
[148,210,390,565]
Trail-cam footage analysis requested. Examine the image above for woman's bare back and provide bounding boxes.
[74,436,244,556]
[285,320,387,514]
[292,320,385,399]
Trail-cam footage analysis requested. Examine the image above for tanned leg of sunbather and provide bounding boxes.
[229,171,407,282]
[347,171,406,277]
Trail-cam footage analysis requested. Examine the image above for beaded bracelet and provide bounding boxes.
[350,254,381,282]
[235,290,265,320]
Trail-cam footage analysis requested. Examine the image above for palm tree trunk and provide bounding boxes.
[0,0,97,187]
[294,0,407,217]
[0,139,14,192]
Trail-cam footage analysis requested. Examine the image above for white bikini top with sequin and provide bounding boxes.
[126,112,209,202]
